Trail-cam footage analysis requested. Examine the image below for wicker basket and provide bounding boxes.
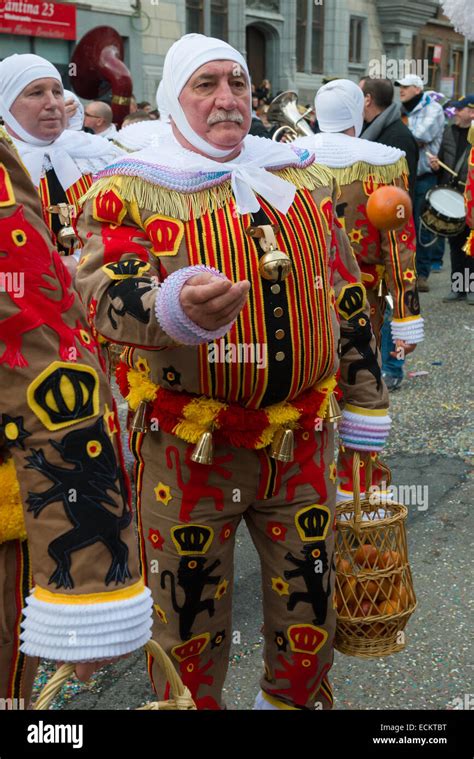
[334,452,417,657]
[34,639,197,710]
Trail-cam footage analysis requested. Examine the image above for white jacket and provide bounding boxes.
[404,93,445,176]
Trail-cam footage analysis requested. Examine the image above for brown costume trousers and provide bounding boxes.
[0,540,38,706]
[133,425,337,710]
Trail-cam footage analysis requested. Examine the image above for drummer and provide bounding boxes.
[429,94,474,304]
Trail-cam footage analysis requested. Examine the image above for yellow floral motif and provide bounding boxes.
[271,577,290,597]
[349,229,363,244]
[135,356,151,376]
[154,603,168,624]
[403,268,416,282]
[154,482,172,506]
[329,461,337,483]
[215,579,229,600]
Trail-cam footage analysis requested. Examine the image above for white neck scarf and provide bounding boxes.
[315,79,365,138]
[11,130,124,189]
[124,131,311,215]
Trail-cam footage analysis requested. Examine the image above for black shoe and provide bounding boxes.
[383,375,403,392]
[442,291,466,302]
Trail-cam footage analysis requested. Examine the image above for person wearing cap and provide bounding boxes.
[0,128,153,708]
[464,120,474,255]
[428,95,474,303]
[297,79,423,400]
[0,54,123,265]
[395,74,446,292]
[75,33,389,711]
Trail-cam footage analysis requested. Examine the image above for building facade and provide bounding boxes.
[0,0,472,110]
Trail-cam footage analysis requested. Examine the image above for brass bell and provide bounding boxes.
[259,249,292,282]
[191,431,214,465]
[270,427,294,462]
[57,225,78,250]
[131,400,148,433]
[325,394,342,423]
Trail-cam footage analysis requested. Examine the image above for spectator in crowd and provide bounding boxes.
[129,94,138,113]
[256,78,272,103]
[121,110,153,128]
[359,77,419,199]
[395,74,445,292]
[137,100,153,113]
[249,94,271,138]
[83,100,117,140]
[429,95,474,304]
[359,76,420,390]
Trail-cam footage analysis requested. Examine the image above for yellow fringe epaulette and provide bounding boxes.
[468,124,474,147]
[79,162,336,222]
[324,156,409,187]
[0,458,27,544]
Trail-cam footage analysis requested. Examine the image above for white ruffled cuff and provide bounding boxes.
[339,405,391,452]
[390,316,424,343]
[20,581,153,662]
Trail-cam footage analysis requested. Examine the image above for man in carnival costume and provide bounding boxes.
[297,80,424,500]
[76,34,390,711]
[0,130,152,707]
[0,54,123,263]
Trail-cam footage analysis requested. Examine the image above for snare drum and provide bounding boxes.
[421,185,466,237]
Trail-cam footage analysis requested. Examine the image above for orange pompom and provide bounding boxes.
[366,185,413,231]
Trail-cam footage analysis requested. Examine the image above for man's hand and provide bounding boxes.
[428,154,440,171]
[64,98,78,124]
[390,339,416,359]
[56,654,130,683]
[180,272,250,331]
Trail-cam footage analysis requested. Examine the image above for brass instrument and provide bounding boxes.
[267,91,314,142]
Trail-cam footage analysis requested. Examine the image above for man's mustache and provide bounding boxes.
[207,109,244,125]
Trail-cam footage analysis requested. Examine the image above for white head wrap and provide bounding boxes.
[156,81,171,124]
[315,79,364,138]
[162,33,250,159]
[0,53,123,189]
[0,54,63,146]
[63,89,85,131]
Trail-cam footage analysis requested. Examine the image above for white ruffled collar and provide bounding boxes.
[295,132,404,168]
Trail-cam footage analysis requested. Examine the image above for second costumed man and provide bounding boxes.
[76,34,390,710]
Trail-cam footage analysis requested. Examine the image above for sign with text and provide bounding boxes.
[433,45,443,64]
[0,1,76,40]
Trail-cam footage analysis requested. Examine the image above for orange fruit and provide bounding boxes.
[390,585,409,610]
[378,599,399,617]
[336,557,352,575]
[354,544,379,568]
[376,550,402,569]
[357,578,379,600]
[366,185,413,231]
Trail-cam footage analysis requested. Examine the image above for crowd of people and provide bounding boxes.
[0,32,472,712]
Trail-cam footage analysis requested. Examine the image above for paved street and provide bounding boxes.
[34,266,473,711]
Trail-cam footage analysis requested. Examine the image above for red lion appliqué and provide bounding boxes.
[0,206,91,368]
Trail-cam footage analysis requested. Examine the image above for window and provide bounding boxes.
[349,17,364,64]
[296,0,324,74]
[425,43,439,90]
[186,0,228,40]
[451,49,462,98]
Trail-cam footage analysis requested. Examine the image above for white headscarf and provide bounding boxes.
[162,33,250,159]
[63,89,84,131]
[159,33,300,214]
[156,81,170,124]
[0,53,123,189]
[315,79,364,138]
